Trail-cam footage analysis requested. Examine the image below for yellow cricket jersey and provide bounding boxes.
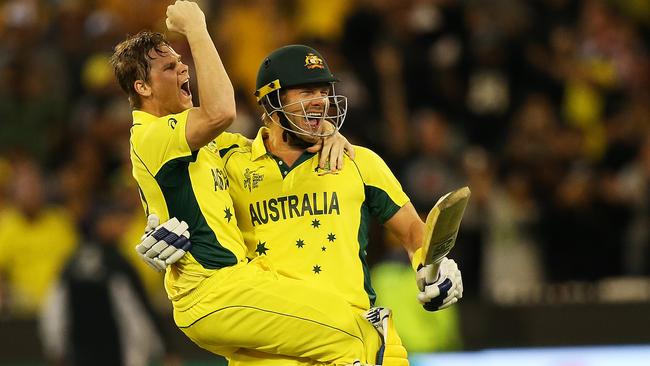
[223,127,410,310]
[129,109,249,301]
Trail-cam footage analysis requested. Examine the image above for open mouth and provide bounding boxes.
[306,112,323,128]
[180,79,191,98]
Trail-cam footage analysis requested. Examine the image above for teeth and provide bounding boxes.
[181,80,191,94]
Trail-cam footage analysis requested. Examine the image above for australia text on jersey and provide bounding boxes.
[250,191,340,226]
[211,167,229,191]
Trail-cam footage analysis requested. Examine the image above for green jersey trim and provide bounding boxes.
[358,202,376,306]
[130,141,156,216]
[364,185,401,224]
[271,151,316,178]
[155,154,238,269]
[351,157,403,305]
[219,144,240,158]
[358,186,400,306]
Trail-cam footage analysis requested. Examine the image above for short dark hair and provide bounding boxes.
[109,31,170,109]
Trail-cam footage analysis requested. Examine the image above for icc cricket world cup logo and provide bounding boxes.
[243,167,264,192]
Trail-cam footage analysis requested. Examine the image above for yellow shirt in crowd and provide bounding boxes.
[0,207,77,315]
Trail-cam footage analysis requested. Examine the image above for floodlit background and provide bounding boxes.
[0,0,649,365]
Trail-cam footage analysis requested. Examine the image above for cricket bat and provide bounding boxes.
[417,186,471,272]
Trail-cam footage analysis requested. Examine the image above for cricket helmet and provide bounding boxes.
[254,44,347,138]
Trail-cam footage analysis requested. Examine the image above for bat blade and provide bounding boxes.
[420,187,471,269]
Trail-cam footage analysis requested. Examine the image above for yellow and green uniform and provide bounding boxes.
[130,109,249,300]
[224,127,410,311]
[223,127,410,365]
[129,111,382,364]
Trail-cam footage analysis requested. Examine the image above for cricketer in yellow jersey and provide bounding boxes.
[138,43,465,366]
[223,131,411,366]
[223,44,453,366]
[112,1,391,365]
[224,130,408,312]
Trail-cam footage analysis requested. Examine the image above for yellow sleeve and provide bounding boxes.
[352,147,410,223]
[134,109,193,176]
[216,132,251,158]
[217,131,251,149]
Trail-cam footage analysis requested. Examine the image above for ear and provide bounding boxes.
[134,80,152,98]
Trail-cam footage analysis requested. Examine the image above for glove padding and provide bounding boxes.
[135,215,191,272]
[416,257,463,311]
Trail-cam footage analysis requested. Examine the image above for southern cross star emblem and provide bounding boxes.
[321,246,327,252]
[224,207,233,223]
[255,241,269,255]
[296,239,305,248]
[311,219,321,228]
[327,233,336,242]
[313,265,322,274]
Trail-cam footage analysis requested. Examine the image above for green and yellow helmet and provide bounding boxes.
[254,44,347,138]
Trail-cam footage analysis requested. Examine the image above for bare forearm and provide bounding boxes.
[186,28,235,130]
[166,1,236,149]
[391,225,423,261]
[385,202,424,260]
[402,214,424,260]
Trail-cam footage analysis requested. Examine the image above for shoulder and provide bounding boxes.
[223,144,253,168]
[353,145,381,160]
[350,145,389,168]
[349,145,400,183]
[130,110,195,169]
[130,115,172,149]
[132,109,189,127]
[217,132,252,148]
[217,132,252,158]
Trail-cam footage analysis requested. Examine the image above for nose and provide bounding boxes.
[309,93,326,107]
[179,62,189,74]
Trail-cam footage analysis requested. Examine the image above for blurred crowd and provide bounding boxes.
[0,0,649,358]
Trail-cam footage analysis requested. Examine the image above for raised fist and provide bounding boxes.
[166,0,206,36]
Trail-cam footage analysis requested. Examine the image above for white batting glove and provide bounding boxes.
[135,214,191,272]
[416,257,463,311]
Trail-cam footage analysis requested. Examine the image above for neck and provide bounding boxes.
[266,124,305,167]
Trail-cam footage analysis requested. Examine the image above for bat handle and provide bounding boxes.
[429,262,441,278]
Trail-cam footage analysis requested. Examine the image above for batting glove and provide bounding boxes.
[416,257,463,311]
[135,214,191,272]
